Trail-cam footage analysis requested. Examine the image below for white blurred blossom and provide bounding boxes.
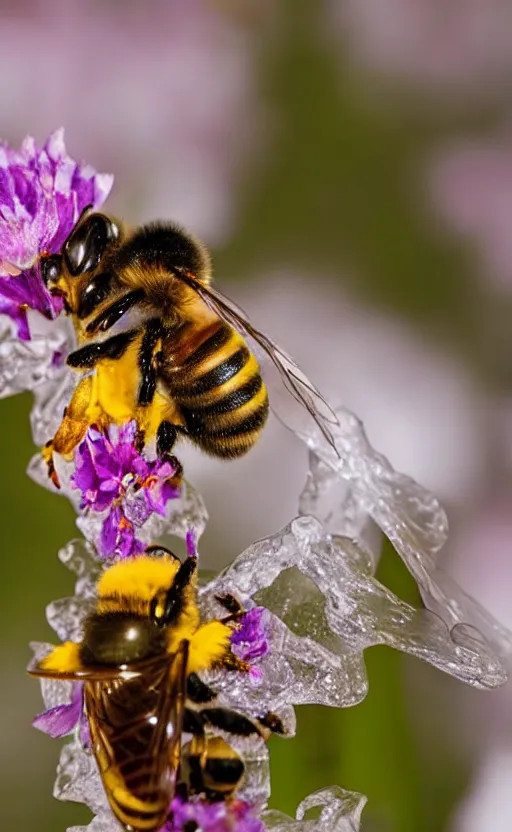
[452,746,512,832]
[428,130,512,292]
[185,274,490,565]
[325,0,512,102]
[0,0,266,243]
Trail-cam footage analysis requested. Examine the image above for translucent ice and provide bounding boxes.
[0,313,72,399]
[296,408,512,668]
[209,516,507,696]
[263,786,366,832]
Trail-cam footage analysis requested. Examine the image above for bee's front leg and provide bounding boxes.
[42,440,60,489]
[42,375,98,489]
[215,593,245,623]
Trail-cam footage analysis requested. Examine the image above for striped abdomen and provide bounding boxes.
[164,321,269,458]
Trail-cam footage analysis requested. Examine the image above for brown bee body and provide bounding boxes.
[41,209,339,484]
[29,549,284,832]
[41,214,271,483]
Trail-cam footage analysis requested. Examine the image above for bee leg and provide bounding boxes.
[156,420,184,481]
[215,593,245,622]
[200,707,263,738]
[187,673,217,704]
[256,711,286,736]
[66,330,138,369]
[42,440,60,489]
[202,707,285,740]
[43,376,98,489]
[155,557,198,625]
[219,651,251,674]
[156,419,177,455]
[134,426,145,453]
[86,289,146,334]
[137,319,163,407]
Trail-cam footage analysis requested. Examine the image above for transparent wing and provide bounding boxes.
[28,652,165,682]
[179,272,341,455]
[85,642,189,831]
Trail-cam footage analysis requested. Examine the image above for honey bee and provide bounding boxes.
[40,210,339,485]
[30,547,284,832]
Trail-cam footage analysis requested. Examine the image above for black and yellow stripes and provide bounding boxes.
[164,321,269,458]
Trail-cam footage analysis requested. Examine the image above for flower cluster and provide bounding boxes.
[166,796,264,832]
[2,130,511,832]
[0,129,112,340]
[71,422,182,559]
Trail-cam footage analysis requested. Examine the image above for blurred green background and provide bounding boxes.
[0,2,508,830]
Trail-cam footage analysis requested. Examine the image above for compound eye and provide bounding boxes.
[64,214,119,276]
[40,255,62,288]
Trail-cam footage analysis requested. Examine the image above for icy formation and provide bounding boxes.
[26,369,512,831]
[262,786,367,832]
[2,128,508,831]
[31,540,367,832]
[295,407,512,668]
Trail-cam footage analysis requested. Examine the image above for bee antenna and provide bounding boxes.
[152,556,197,626]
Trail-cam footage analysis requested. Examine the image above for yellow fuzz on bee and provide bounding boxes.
[39,641,82,673]
[91,342,182,438]
[97,555,180,605]
[90,342,142,425]
[186,621,232,674]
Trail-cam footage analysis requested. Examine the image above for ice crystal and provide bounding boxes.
[4,129,506,830]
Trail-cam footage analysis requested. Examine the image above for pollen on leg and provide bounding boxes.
[39,642,82,673]
[187,621,232,674]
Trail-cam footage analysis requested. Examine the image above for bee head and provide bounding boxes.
[40,210,119,313]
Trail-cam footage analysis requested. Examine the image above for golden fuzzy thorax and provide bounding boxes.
[96,554,181,609]
[38,554,232,676]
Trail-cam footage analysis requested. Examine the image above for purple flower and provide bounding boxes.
[33,681,89,746]
[166,796,264,832]
[71,422,182,559]
[231,607,271,687]
[0,128,113,339]
[186,529,197,558]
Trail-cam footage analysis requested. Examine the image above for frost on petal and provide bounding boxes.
[28,417,205,558]
[73,476,207,561]
[231,607,271,663]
